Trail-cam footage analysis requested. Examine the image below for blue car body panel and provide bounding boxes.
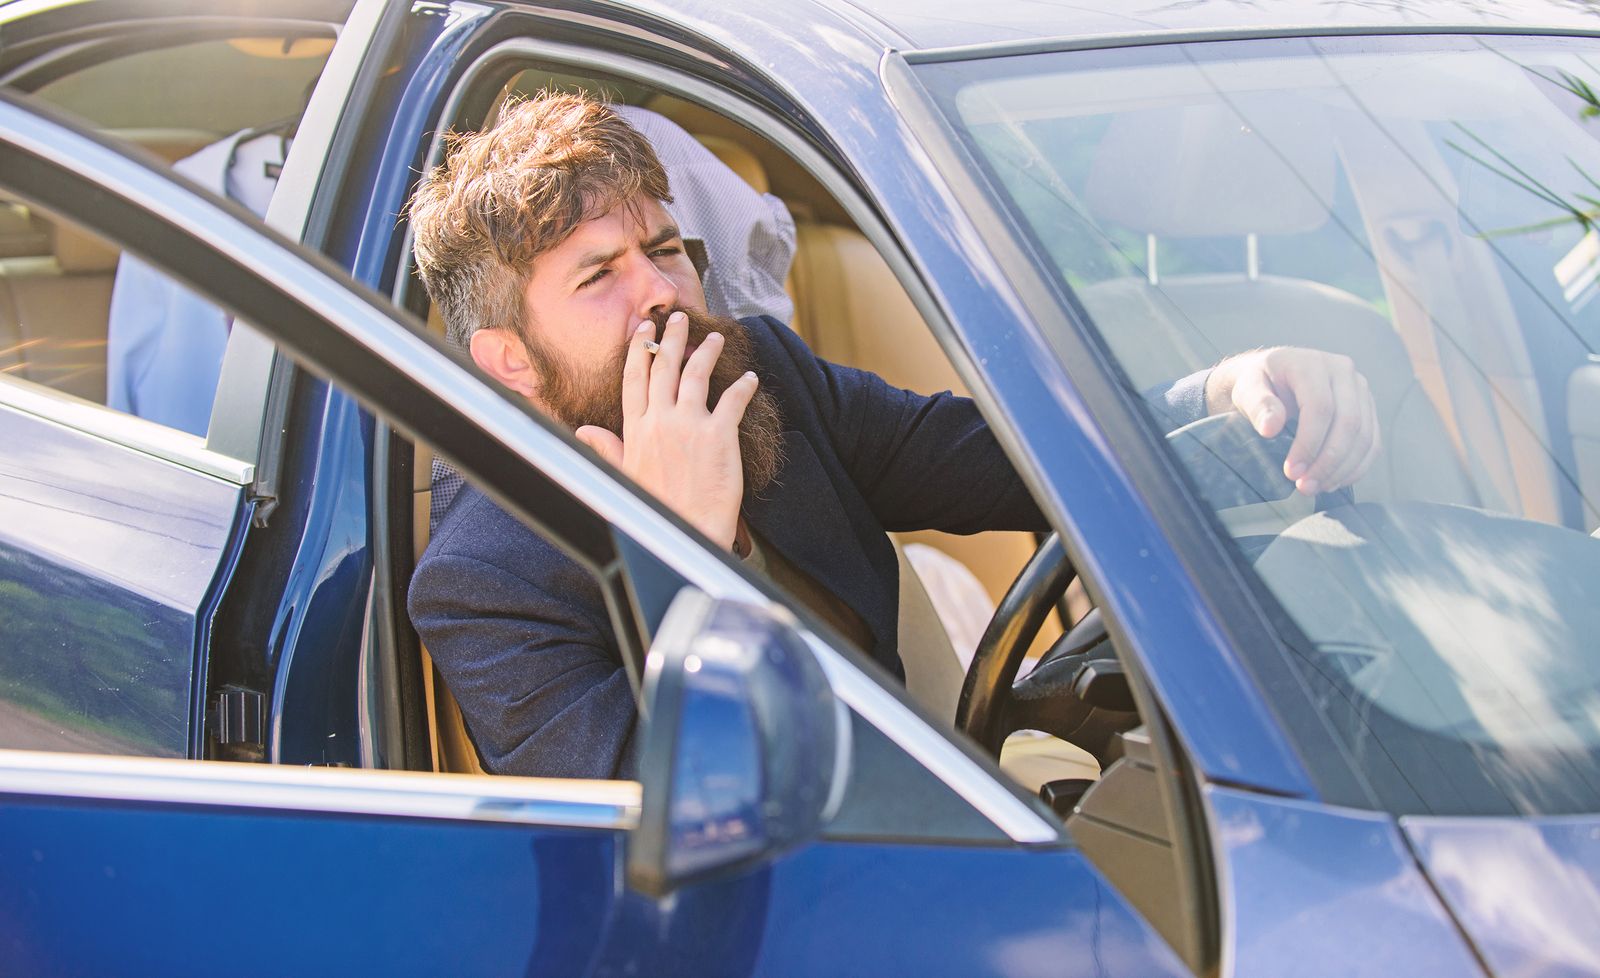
[1207,786,1485,977]
[266,389,374,766]
[748,841,1191,977]
[1403,814,1600,978]
[0,406,244,758]
[7,0,1600,974]
[0,788,1187,978]
[0,795,623,977]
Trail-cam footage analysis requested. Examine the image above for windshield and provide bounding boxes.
[920,35,1600,817]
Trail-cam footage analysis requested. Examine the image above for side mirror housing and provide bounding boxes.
[627,590,849,897]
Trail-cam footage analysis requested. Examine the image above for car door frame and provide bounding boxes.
[0,79,1057,839]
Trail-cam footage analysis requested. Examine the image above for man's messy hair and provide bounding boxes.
[408,91,673,347]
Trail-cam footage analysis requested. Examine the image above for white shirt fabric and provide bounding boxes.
[615,106,796,324]
[105,129,287,435]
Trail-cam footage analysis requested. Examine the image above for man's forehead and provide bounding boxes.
[555,198,675,256]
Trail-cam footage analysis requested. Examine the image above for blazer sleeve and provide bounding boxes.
[757,316,1211,536]
[407,501,637,781]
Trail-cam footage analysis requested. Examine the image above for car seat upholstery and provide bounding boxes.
[784,219,1055,623]
[0,128,215,405]
[1077,101,1481,524]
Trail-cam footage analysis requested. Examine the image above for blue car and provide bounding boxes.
[3,0,1599,974]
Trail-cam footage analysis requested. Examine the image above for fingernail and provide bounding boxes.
[745,371,757,381]
[637,322,653,334]
[1300,478,1320,495]
[669,311,686,323]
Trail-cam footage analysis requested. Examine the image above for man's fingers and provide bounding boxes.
[677,331,724,411]
[1297,368,1367,494]
[574,424,624,468]
[648,310,689,407]
[622,321,653,421]
[1231,368,1289,439]
[712,370,759,426]
[1347,419,1384,487]
[1316,377,1378,491]
[1283,374,1334,491]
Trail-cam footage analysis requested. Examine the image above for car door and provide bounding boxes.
[0,61,1201,978]
[0,0,356,765]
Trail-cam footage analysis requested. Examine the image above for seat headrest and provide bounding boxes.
[1085,100,1337,237]
[52,219,120,273]
[694,134,769,194]
[0,202,49,258]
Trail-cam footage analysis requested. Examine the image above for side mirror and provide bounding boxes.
[627,589,849,897]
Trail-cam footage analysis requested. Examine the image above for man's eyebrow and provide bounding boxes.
[571,225,683,275]
[643,224,682,250]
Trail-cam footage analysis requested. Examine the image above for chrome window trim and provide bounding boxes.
[0,749,638,830]
[423,36,1060,847]
[0,375,254,484]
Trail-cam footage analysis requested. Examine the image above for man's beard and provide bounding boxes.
[522,308,785,494]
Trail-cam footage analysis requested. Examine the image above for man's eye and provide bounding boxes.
[578,268,609,289]
[650,246,681,259]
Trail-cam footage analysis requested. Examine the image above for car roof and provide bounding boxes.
[758,0,1600,56]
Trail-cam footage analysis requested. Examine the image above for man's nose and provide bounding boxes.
[634,256,680,322]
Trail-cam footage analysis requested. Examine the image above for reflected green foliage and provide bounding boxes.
[1452,68,1600,238]
[0,548,188,756]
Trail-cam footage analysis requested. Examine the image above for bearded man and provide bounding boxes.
[407,93,1380,780]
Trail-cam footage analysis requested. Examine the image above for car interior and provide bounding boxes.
[0,39,1099,792]
[1,35,332,407]
[400,68,1098,791]
[0,27,1217,969]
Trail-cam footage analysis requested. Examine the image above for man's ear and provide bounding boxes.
[469,328,540,401]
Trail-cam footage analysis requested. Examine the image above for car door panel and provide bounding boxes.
[0,763,629,977]
[751,842,1191,977]
[0,400,248,759]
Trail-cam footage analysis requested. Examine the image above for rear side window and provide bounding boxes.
[2,34,332,435]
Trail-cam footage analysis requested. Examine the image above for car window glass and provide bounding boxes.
[32,38,331,133]
[3,35,332,438]
[920,35,1600,816]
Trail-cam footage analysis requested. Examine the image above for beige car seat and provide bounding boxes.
[0,128,216,405]
[1077,101,1481,529]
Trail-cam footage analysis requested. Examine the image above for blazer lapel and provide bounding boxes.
[744,431,898,667]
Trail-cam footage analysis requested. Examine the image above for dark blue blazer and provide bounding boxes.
[409,316,1203,779]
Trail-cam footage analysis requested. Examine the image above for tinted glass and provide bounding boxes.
[921,36,1600,816]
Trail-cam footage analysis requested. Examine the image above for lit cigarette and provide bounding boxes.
[642,340,661,354]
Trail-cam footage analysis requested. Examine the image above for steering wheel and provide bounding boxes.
[955,412,1350,768]
[953,532,1137,768]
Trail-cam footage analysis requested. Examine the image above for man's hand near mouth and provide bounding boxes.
[574,310,759,552]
